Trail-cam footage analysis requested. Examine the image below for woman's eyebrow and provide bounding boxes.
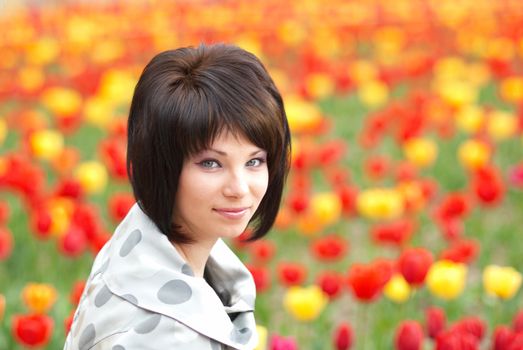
[207,148,266,156]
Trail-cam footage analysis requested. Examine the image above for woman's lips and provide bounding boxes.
[213,207,249,219]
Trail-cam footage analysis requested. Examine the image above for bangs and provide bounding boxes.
[168,76,282,160]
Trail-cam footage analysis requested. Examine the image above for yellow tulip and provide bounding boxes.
[29,129,64,161]
[83,96,116,129]
[486,110,518,141]
[384,274,411,303]
[483,265,522,300]
[403,138,438,168]
[48,197,74,236]
[98,69,137,106]
[358,80,389,109]
[284,96,324,134]
[305,73,335,100]
[26,37,60,65]
[22,283,57,314]
[426,260,467,300]
[436,80,477,108]
[310,192,342,227]
[41,87,83,117]
[74,161,108,194]
[455,105,485,134]
[500,76,523,103]
[18,66,45,92]
[0,118,7,146]
[357,188,404,220]
[349,60,378,84]
[397,181,426,212]
[283,285,328,321]
[254,325,267,350]
[457,139,490,170]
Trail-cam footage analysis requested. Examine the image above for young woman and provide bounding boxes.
[64,43,291,350]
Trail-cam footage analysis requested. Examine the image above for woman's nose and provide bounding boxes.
[223,170,249,198]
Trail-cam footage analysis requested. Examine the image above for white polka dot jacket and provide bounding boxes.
[64,203,259,350]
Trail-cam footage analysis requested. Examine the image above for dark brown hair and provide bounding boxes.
[127,43,291,243]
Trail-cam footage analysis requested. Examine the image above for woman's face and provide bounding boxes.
[172,131,269,245]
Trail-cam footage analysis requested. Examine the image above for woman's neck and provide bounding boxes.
[172,239,217,278]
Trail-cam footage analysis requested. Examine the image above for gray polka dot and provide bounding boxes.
[134,314,162,334]
[94,285,112,307]
[121,294,138,305]
[94,259,110,275]
[119,229,142,257]
[210,340,222,350]
[157,280,192,304]
[78,324,96,350]
[112,346,125,350]
[181,264,194,276]
[230,327,252,345]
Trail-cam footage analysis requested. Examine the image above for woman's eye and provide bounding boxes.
[247,158,266,167]
[199,159,220,168]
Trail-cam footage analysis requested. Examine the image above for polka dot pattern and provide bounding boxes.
[181,263,194,276]
[112,346,125,350]
[157,280,192,305]
[94,259,110,276]
[94,285,112,307]
[230,327,252,345]
[121,294,138,305]
[78,324,96,350]
[134,314,162,334]
[119,229,142,257]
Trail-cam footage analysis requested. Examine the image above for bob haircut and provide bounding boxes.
[127,43,291,244]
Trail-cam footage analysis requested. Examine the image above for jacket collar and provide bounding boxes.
[99,204,258,349]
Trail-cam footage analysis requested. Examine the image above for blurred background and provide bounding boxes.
[1,0,523,349]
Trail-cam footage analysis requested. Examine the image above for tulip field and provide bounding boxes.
[2,0,523,349]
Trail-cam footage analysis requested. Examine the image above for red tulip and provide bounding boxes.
[64,309,75,334]
[435,193,471,221]
[333,322,353,350]
[71,203,101,241]
[108,192,135,222]
[58,225,88,257]
[472,166,505,206]
[371,218,415,247]
[492,325,516,350]
[364,155,390,180]
[249,240,276,264]
[0,227,13,260]
[513,309,523,332]
[509,333,523,350]
[287,191,309,214]
[347,259,394,302]
[315,139,346,167]
[70,280,86,305]
[425,307,446,339]
[336,185,358,217]
[12,313,54,348]
[395,320,424,350]
[310,235,348,261]
[450,317,486,341]
[277,262,307,287]
[246,264,270,292]
[54,178,83,200]
[269,334,297,350]
[398,248,433,286]
[435,329,479,350]
[508,163,523,188]
[90,231,111,254]
[31,208,52,239]
[99,138,128,180]
[316,271,344,299]
[440,239,479,264]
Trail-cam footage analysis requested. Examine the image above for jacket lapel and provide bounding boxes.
[100,204,258,349]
